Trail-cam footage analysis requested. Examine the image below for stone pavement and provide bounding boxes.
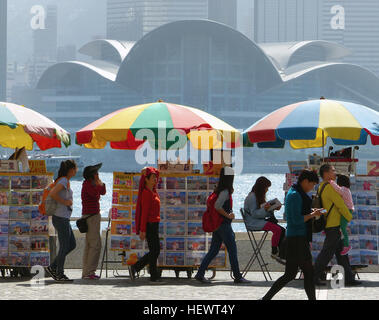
[1,269,379,300]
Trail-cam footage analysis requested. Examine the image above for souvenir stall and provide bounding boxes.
[243,98,379,269]
[110,164,226,278]
[0,102,71,277]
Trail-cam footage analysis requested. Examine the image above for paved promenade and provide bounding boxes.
[1,269,378,300]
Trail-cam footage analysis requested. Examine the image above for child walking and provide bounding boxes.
[329,175,354,255]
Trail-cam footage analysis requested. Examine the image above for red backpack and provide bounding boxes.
[202,192,232,232]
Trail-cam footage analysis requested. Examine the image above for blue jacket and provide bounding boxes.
[285,187,306,238]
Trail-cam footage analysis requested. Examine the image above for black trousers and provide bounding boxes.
[133,222,160,280]
[313,226,354,284]
[263,237,316,300]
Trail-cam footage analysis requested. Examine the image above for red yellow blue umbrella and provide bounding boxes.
[243,99,379,149]
[76,101,240,150]
[0,102,70,150]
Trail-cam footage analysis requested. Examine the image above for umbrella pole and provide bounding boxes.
[322,131,325,161]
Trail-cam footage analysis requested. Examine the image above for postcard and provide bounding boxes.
[166,192,186,206]
[31,191,43,205]
[187,222,205,236]
[165,207,186,220]
[30,207,48,221]
[188,207,205,221]
[0,191,9,205]
[349,236,360,250]
[30,236,49,251]
[113,190,132,205]
[186,252,206,266]
[11,176,31,190]
[359,221,378,236]
[188,192,207,205]
[158,191,165,206]
[9,220,30,235]
[8,252,29,267]
[31,176,50,190]
[0,206,9,220]
[111,221,131,236]
[165,252,185,266]
[360,250,378,265]
[0,221,8,235]
[356,206,377,221]
[0,235,8,250]
[157,177,165,190]
[11,191,31,206]
[132,191,138,205]
[30,252,50,267]
[110,236,131,251]
[166,177,186,190]
[166,237,185,251]
[355,191,377,206]
[348,250,361,266]
[111,206,131,220]
[359,235,378,250]
[355,177,377,191]
[209,251,226,267]
[9,206,31,220]
[113,172,133,190]
[30,221,48,235]
[130,236,144,250]
[187,176,207,190]
[9,236,30,251]
[166,222,185,236]
[0,176,9,189]
[187,237,206,251]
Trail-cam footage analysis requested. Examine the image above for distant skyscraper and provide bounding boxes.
[208,0,237,29]
[253,0,379,76]
[237,0,254,40]
[30,5,57,87]
[107,0,208,41]
[0,0,7,101]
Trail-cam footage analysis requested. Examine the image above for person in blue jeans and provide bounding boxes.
[46,160,77,282]
[195,167,250,284]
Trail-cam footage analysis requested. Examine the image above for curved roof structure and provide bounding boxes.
[37,60,118,89]
[116,19,283,92]
[78,39,136,65]
[260,40,351,70]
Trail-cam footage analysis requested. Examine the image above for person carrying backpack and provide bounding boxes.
[195,167,250,284]
[45,160,77,282]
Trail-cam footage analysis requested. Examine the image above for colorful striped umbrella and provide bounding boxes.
[0,102,71,151]
[243,99,379,149]
[76,101,240,150]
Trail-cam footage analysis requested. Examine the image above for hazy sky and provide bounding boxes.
[7,0,106,63]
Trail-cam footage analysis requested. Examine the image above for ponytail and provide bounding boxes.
[56,160,77,181]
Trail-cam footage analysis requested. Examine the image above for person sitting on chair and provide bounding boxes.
[244,176,285,263]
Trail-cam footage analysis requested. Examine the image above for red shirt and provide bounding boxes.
[81,179,106,215]
[140,188,160,232]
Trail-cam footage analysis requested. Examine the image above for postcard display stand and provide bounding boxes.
[0,173,53,268]
[111,172,227,275]
[284,160,379,267]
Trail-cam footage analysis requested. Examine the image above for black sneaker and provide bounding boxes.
[194,275,211,284]
[234,277,252,284]
[56,274,74,282]
[45,266,58,280]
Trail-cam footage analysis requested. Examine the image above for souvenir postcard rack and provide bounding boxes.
[110,171,227,277]
[0,172,53,268]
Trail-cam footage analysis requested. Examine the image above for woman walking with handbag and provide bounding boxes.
[81,163,106,280]
[194,166,250,284]
[46,160,77,282]
[129,167,162,282]
[262,170,324,300]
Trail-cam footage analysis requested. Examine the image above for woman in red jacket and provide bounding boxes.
[81,163,106,280]
[129,167,161,282]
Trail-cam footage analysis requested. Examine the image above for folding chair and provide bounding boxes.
[239,208,272,281]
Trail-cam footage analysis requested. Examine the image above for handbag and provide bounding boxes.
[76,215,91,233]
[312,204,334,233]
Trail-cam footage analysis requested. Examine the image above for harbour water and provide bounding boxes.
[70,172,286,232]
